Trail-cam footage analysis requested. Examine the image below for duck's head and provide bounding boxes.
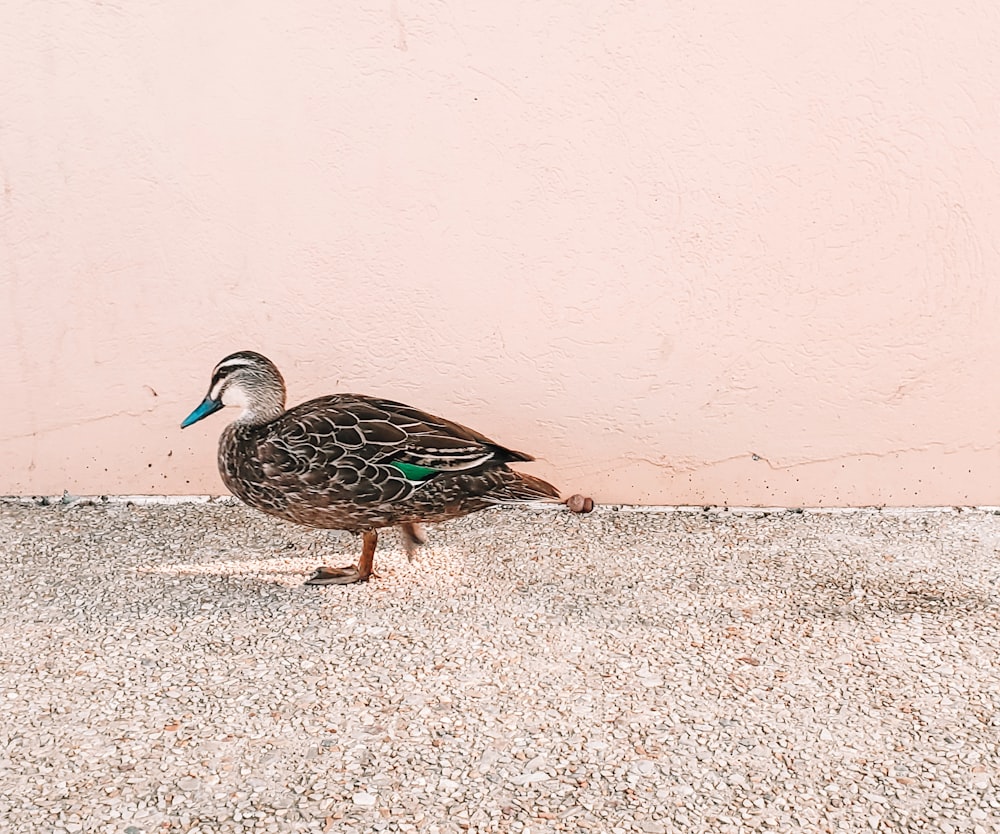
[181,351,287,428]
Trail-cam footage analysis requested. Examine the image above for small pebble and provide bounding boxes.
[566,494,595,513]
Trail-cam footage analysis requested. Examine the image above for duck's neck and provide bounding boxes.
[235,401,284,426]
[228,386,285,427]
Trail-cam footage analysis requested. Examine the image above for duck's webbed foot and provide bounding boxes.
[305,565,367,585]
[305,530,378,586]
[399,522,427,563]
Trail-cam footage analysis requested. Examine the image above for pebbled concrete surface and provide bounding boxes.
[1,500,999,833]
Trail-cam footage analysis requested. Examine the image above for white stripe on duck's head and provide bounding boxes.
[181,350,287,428]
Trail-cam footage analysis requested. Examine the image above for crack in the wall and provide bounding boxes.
[0,407,159,444]
[625,440,1000,475]
[465,65,527,103]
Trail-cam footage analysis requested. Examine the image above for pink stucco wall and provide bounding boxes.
[2,2,999,505]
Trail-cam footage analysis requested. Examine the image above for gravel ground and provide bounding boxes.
[1,500,999,834]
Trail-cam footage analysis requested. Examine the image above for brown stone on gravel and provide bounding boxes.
[566,494,594,513]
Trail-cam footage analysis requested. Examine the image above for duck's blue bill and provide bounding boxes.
[181,396,223,428]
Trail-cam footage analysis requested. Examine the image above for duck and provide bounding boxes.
[180,351,561,584]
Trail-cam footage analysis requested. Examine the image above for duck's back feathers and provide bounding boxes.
[339,394,536,468]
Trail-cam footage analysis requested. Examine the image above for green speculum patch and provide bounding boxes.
[390,461,440,481]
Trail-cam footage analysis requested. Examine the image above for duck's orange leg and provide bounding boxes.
[399,522,426,562]
[305,529,378,585]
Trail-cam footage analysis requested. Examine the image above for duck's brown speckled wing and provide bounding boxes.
[345,394,536,468]
[220,394,557,531]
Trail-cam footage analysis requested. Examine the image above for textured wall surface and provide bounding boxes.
[2,2,999,505]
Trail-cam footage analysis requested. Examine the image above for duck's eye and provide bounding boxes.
[209,370,236,402]
[212,358,255,381]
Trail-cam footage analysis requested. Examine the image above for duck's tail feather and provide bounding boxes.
[487,468,561,503]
